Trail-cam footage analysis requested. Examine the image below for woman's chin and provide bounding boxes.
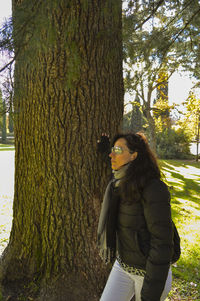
[112,164,119,171]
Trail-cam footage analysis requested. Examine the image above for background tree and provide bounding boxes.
[123,2,178,150]
[123,94,145,132]
[2,66,14,135]
[0,89,7,143]
[1,99,7,143]
[154,70,171,130]
[129,95,144,132]
[0,1,124,300]
[8,104,14,134]
[0,18,14,137]
[122,0,200,151]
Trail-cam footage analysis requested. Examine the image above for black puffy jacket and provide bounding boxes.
[116,178,173,301]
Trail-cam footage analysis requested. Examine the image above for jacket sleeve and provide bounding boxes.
[141,179,173,301]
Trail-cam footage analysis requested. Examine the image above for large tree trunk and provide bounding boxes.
[0,1,124,300]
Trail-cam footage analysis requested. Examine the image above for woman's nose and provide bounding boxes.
[109,152,114,158]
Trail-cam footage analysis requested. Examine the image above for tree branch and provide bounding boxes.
[134,0,166,30]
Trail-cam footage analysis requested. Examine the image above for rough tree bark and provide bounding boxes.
[0,0,124,300]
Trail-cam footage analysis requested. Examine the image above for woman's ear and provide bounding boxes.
[131,152,138,161]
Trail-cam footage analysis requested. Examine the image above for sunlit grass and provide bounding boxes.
[0,144,15,151]
[160,160,200,300]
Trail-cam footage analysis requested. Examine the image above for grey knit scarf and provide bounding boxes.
[97,164,129,264]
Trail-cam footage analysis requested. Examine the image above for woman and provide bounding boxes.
[97,132,180,301]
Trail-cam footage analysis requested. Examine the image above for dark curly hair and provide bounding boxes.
[112,132,161,203]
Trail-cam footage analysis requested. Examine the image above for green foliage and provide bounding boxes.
[156,128,191,159]
[180,92,200,139]
[176,92,200,161]
[123,0,200,82]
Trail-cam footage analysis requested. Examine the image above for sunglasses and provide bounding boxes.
[111,146,123,154]
[111,146,134,155]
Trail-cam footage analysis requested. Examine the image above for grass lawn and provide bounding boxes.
[160,160,200,301]
[0,144,15,151]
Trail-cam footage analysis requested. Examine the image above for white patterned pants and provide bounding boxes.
[100,260,172,301]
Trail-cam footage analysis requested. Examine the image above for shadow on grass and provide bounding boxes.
[169,175,200,203]
[160,160,200,220]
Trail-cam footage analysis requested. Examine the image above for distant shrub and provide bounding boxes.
[156,128,192,159]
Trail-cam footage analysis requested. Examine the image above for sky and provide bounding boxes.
[169,71,196,105]
[0,0,197,107]
[0,0,12,25]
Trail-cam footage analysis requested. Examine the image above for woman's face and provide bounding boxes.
[109,138,137,170]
